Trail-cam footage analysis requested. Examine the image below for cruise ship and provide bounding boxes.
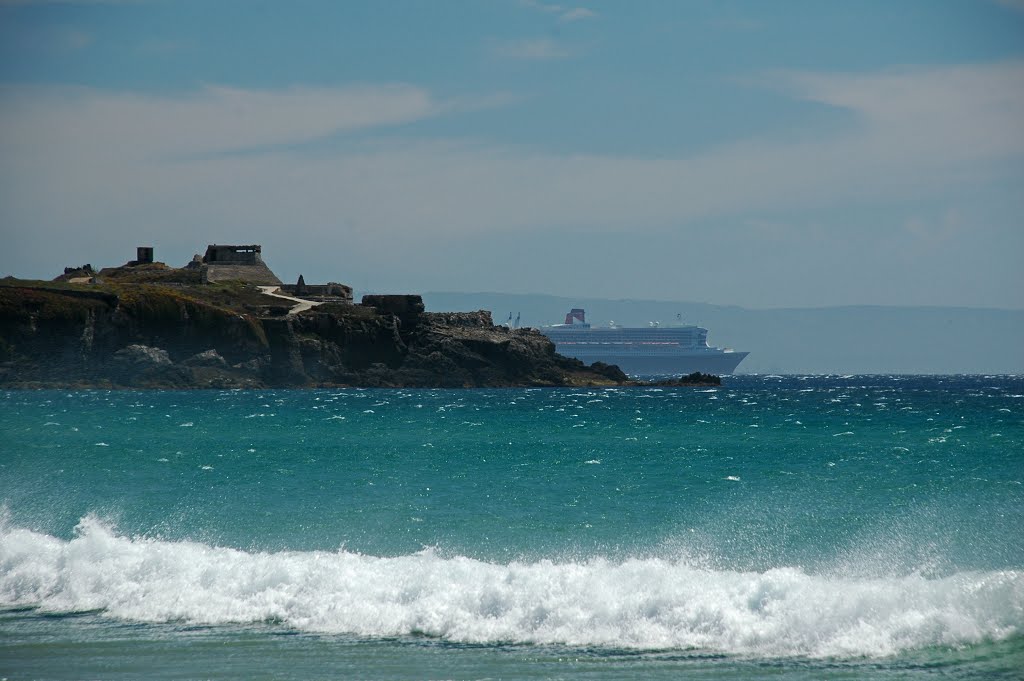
[541,309,748,376]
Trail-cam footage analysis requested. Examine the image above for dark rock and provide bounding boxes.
[232,357,263,372]
[183,349,228,368]
[424,310,493,328]
[110,344,193,387]
[262,317,307,386]
[113,344,172,368]
[588,361,631,383]
[651,372,722,387]
[1,283,720,389]
[361,294,425,329]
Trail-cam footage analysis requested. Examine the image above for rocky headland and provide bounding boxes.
[0,275,720,389]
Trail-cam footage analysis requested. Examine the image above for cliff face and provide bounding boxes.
[292,304,628,388]
[0,285,628,388]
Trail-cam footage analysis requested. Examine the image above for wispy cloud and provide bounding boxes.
[138,37,189,54]
[0,83,486,156]
[558,7,595,22]
[5,24,95,52]
[0,0,139,5]
[491,37,573,60]
[4,62,1022,229]
[48,26,93,49]
[905,209,963,244]
[772,61,1024,159]
[520,0,596,23]
[994,0,1024,12]
[1,62,1021,297]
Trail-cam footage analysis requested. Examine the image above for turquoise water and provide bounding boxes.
[1,376,1022,679]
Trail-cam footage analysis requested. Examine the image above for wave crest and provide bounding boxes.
[1,515,1021,658]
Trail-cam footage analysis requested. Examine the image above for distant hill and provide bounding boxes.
[422,292,1024,375]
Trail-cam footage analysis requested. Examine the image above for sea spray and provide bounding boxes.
[2,377,1022,678]
[2,515,1021,658]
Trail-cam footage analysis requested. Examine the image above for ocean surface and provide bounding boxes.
[1,376,1022,680]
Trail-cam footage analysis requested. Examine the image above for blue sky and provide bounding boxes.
[1,0,1022,308]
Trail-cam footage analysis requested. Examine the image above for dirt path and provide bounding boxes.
[258,286,322,316]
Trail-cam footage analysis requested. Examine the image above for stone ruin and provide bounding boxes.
[200,244,282,285]
[279,274,353,304]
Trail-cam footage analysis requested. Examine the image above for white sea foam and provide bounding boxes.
[1,516,1021,658]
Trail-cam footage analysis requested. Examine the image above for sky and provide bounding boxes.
[0,0,1022,309]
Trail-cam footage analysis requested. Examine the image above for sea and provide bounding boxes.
[1,375,1022,680]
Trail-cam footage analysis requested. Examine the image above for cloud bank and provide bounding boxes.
[520,0,596,24]
[1,62,1021,303]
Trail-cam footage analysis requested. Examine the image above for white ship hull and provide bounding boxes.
[540,308,748,376]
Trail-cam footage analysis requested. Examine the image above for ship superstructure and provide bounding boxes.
[541,308,748,376]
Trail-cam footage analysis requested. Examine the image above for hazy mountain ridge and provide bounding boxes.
[423,292,1024,374]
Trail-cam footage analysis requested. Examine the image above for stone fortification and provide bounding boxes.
[280,276,353,304]
[201,244,282,285]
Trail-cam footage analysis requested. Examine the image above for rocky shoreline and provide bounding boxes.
[0,281,720,389]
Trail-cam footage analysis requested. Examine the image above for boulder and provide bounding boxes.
[183,349,228,368]
[110,344,192,387]
[113,344,172,368]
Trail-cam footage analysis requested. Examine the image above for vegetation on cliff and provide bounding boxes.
[0,275,719,389]
[0,279,619,388]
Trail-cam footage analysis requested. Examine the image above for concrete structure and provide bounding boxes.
[137,247,154,264]
[279,274,353,304]
[200,244,282,285]
[204,244,262,264]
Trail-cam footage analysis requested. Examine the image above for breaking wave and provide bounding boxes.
[2,515,1021,658]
